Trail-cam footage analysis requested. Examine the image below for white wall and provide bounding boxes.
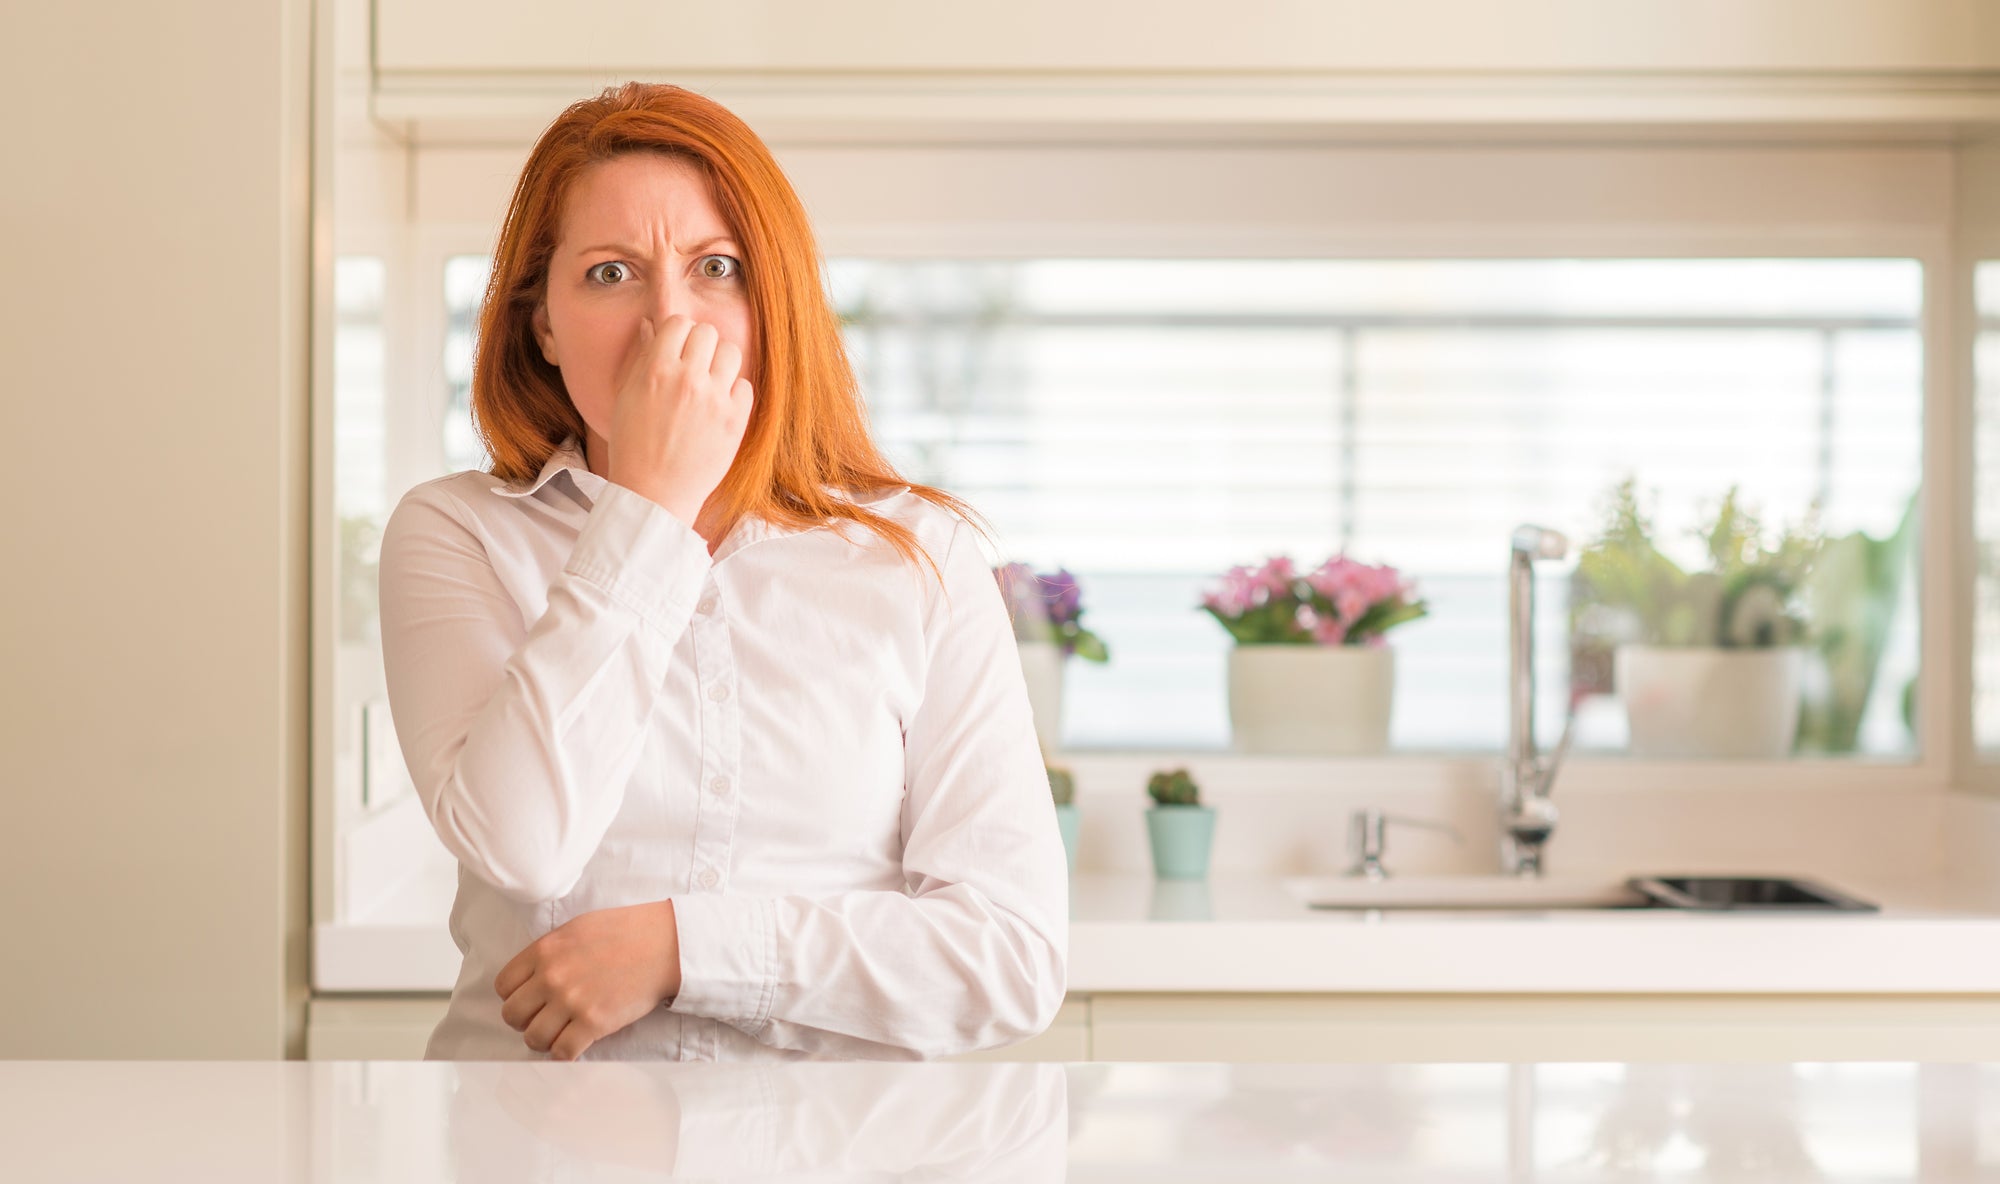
[0,1,314,1056]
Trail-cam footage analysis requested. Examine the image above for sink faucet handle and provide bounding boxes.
[1347,808,1464,881]
[1378,812,1465,844]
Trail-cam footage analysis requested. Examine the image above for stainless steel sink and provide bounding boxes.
[1627,876,1877,912]
[1284,874,1877,912]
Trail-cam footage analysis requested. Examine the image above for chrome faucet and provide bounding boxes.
[1347,808,1465,881]
[1502,525,1574,876]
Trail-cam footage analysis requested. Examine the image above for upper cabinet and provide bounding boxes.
[371,0,2000,143]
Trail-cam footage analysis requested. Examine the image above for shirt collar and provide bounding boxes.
[490,436,911,531]
[491,435,599,501]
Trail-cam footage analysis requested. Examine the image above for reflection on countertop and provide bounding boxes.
[5,1059,1997,1181]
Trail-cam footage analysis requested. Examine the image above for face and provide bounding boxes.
[532,152,756,470]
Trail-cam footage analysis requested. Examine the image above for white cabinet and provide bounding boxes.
[308,998,449,1061]
[376,0,2000,75]
[1087,994,2000,1062]
[305,997,1089,1062]
[309,993,2000,1062]
[368,0,2000,142]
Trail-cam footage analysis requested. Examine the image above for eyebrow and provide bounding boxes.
[573,237,739,257]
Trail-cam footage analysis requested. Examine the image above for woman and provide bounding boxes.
[377,82,1068,1061]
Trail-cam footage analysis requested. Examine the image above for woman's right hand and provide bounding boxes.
[604,314,755,526]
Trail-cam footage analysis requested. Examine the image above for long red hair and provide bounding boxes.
[471,81,988,588]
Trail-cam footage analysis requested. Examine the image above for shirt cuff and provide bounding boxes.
[561,482,713,640]
[666,892,779,1033]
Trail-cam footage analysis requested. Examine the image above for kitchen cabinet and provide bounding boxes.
[305,997,1090,1062]
[307,992,2000,1063]
[368,0,2000,143]
[1086,994,2000,1062]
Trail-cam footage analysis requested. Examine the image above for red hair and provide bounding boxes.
[471,82,988,587]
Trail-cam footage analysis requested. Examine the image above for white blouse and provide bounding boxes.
[377,436,1069,1061]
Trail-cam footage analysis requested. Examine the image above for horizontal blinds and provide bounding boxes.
[837,259,1923,753]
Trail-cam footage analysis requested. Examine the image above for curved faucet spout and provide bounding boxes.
[1504,524,1570,876]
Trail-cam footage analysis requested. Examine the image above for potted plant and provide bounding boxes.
[995,564,1109,751]
[1572,479,1823,759]
[1047,760,1080,875]
[1200,554,1428,754]
[1145,767,1215,880]
[1795,493,1918,754]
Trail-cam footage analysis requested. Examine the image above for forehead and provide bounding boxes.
[557,152,732,245]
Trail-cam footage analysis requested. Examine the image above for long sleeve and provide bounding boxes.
[665,516,1071,1059]
[378,479,713,904]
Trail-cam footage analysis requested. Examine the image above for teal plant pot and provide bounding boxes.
[1146,805,1216,880]
[1147,877,1214,921]
[1052,803,1081,874]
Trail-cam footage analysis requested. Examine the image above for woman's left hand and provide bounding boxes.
[496,899,683,1060]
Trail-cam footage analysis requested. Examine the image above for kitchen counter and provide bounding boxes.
[315,866,2000,995]
[8,1058,1997,1181]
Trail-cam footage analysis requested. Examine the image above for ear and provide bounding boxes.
[531,301,559,367]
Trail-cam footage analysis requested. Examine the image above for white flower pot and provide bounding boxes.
[1227,644,1395,755]
[1016,640,1065,750]
[1616,644,1805,760]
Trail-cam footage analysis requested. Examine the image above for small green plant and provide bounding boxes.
[1146,767,1202,807]
[1047,764,1075,807]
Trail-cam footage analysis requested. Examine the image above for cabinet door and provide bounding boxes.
[306,996,1092,1061]
[1088,994,2000,1062]
[307,998,446,1060]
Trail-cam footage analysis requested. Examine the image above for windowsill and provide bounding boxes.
[1040,752,1938,796]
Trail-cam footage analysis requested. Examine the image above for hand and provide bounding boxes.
[496,899,683,1061]
[605,314,755,525]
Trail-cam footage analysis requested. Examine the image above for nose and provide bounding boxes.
[645,272,692,325]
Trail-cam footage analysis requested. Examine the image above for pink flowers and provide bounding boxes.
[1201,554,1428,647]
[1202,564,1271,618]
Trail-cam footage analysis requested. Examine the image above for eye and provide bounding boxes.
[697,255,741,280]
[585,261,631,285]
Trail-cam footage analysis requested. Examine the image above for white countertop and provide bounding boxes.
[314,866,2000,994]
[7,1059,1996,1181]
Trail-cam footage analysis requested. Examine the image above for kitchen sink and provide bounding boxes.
[1283,875,1649,911]
[1626,876,1878,912]
[1284,874,1878,912]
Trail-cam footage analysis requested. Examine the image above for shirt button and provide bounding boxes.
[708,684,731,702]
[709,776,731,795]
[697,868,720,889]
[695,597,716,615]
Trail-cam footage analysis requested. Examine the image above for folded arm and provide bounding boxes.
[665,516,1070,1059]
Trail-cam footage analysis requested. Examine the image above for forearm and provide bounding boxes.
[667,880,1068,1060]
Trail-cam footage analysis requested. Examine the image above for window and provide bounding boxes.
[1975,261,2000,753]
[832,258,1923,755]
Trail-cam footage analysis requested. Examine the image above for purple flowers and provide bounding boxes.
[995,563,1110,662]
[1202,554,1428,647]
